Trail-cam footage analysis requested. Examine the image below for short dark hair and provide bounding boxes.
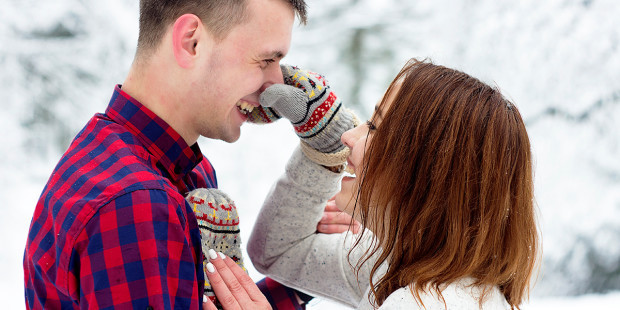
[136,0,307,58]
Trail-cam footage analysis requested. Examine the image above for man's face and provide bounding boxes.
[190,0,295,143]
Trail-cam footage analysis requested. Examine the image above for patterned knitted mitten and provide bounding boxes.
[259,64,359,166]
[245,104,281,124]
[186,188,245,308]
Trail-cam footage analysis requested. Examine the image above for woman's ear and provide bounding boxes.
[172,14,202,68]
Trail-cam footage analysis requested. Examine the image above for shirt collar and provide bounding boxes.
[105,85,204,181]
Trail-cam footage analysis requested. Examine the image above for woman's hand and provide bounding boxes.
[316,197,361,234]
[202,249,272,310]
[259,65,357,158]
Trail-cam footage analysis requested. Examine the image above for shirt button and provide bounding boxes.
[146,307,154,310]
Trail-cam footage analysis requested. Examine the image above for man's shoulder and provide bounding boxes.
[26,115,183,295]
[62,113,167,189]
[43,116,175,225]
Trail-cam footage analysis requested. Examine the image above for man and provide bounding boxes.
[23,0,357,308]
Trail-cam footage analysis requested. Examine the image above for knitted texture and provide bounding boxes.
[300,108,361,167]
[186,188,245,308]
[246,105,281,124]
[259,64,357,158]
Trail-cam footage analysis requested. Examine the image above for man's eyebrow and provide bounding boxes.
[260,50,285,60]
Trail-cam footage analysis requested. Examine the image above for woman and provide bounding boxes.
[206,59,539,309]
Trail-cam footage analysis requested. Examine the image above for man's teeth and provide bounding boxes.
[236,101,255,115]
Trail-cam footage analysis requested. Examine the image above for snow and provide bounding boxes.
[2,0,619,308]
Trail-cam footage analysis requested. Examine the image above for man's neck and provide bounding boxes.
[122,61,199,146]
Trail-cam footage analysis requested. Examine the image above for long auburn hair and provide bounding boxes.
[352,59,539,309]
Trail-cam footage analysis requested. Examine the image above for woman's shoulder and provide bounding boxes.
[379,278,510,310]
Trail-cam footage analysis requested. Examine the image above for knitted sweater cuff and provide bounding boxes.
[300,109,361,167]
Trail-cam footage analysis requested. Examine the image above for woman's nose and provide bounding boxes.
[341,127,356,148]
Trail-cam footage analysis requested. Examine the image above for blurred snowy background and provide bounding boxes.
[1,0,619,308]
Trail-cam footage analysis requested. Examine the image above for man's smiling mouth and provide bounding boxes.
[236,100,255,115]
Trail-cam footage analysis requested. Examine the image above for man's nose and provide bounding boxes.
[260,64,284,92]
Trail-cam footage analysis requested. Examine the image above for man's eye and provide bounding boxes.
[366,120,377,130]
[260,59,276,69]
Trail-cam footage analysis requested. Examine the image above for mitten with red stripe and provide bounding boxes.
[259,64,358,166]
[186,188,245,308]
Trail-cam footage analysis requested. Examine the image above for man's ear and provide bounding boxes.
[172,14,202,68]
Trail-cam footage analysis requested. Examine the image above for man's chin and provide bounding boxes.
[216,135,239,143]
[202,128,241,143]
[221,130,242,143]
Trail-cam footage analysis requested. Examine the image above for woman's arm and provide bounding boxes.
[247,147,374,308]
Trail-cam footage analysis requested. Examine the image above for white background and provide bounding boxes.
[1,0,619,308]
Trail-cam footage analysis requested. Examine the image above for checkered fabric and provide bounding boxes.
[257,277,309,310]
[23,85,308,310]
[23,85,217,309]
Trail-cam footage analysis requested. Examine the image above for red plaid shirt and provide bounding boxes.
[24,86,307,309]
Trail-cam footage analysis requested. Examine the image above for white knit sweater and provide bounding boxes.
[248,147,510,309]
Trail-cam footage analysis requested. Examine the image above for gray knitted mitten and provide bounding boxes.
[186,188,245,308]
[245,103,281,124]
[259,64,358,165]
